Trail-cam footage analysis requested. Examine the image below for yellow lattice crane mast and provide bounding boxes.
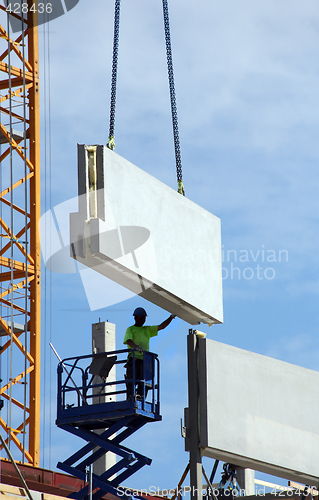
[0,1,40,465]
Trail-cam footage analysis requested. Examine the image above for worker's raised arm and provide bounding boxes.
[158,314,176,331]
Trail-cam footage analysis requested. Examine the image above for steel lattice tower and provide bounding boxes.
[0,1,40,465]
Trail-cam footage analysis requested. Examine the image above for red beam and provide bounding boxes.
[0,459,167,500]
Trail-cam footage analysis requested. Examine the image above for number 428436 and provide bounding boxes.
[6,3,53,14]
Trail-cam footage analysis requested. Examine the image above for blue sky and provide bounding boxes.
[34,0,319,491]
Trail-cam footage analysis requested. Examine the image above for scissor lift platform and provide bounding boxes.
[55,349,161,500]
[57,398,161,429]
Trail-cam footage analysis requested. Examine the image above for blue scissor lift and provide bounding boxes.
[55,349,161,500]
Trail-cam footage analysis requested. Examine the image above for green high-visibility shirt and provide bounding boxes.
[123,325,158,360]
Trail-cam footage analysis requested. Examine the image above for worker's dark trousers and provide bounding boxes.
[125,357,147,399]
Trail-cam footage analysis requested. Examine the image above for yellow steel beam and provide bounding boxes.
[0,298,29,314]
[0,1,41,465]
[0,123,34,170]
[0,82,33,101]
[0,61,33,81]
[0,197,29,217]
[0,26,33,71]
[0,269,33,281]
[27,0,41,466]
[0,218,33,264]
[1,365,34,394]
[0,174,34,199]
[0,105,30,122]
[0,257,34,272]
[0,332,35,364]
[0,417,33,463]
[0,223,31,258]
[1,392,30,412]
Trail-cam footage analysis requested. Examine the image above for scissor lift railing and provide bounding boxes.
[55,349,161,500]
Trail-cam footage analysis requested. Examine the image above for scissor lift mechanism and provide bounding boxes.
[56,349,161,500]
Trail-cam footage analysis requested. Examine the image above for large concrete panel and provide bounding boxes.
[70,145,223,325]
[198,339,319,487]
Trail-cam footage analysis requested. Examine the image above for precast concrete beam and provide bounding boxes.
[70,145,223,325]
[92,321,116,478]
[198,338,319,487]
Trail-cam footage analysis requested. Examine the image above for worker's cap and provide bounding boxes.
[133,307,147,317]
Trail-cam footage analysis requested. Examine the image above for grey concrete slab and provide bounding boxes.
[0,126,24,145]
[198,339,319,487]
[0,321,25,337]
[70,145,223,325]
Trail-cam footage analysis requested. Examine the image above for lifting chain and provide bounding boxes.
[162,0,185,196]
[107,0,120,151]
[107,0,185,196]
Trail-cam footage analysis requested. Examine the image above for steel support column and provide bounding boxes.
[187,330,203,500]
[27,0,41,466]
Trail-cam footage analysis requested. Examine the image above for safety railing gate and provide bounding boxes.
[55,349,161,500]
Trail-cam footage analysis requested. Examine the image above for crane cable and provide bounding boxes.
[106,0,185,196]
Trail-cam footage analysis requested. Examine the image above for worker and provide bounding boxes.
[124,307,176,399]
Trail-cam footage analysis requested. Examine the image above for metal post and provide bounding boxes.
[89,464,93,500]
[187,330,203,500]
